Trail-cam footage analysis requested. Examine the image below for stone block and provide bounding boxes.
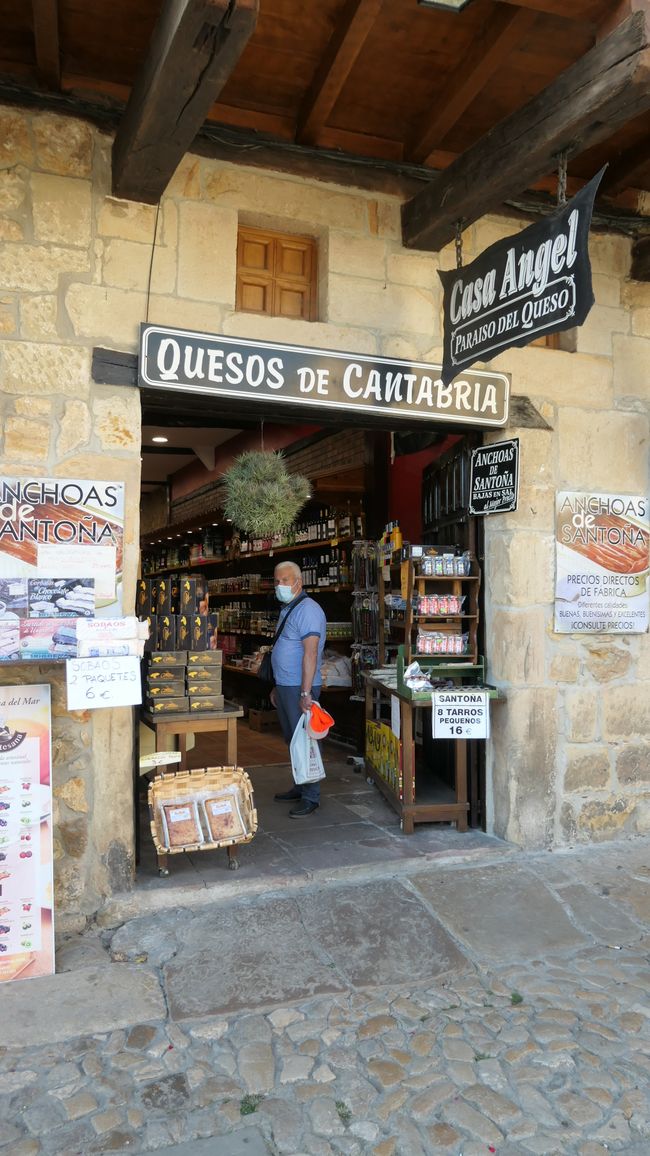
[489,607,546,685]
[616,742,650,784]
[631,307,650,337]
[575,304,629,356]
[57,399,91,457]
[32,114,93,177]
[488,687,557,847]
[0,108,33,167]
[485,531,555,607]
[148,294,224,335]
[328,232,387,280]
[592,273,620,308]
[166,155,201,199]
[0,341,90,396]
[564,688,599,742]
[31,174,92,247]
[379,335,425,360]
[491,346,613,409]
[584,643,632,683]
[0,296,17,335]
[0,166,26,212]
[0,243,88,292]
[55,775,89,813]
[558,407,649,492]
[549,654,580,683]
[178,202,237,304]
[0,218,23,240]
[92,392,141,452]
[588,232,631,279]
[204,162,369,233]
[65,282,145,347]
[20,294,59,341]
[102,238,176,294]
[374,198,401,240]
[98,196,157,242]
[3,416,51,462]
[603,685,650,739]
[223,311,378,355]
[15,396,52,417]
[386,250,439,289]
[576,795,637,840]
[564,746,610,791]
[612,333,650,403]
[328,274,437,337]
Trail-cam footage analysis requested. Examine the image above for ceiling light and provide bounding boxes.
[151,435,168,444]
[417,0,474,10]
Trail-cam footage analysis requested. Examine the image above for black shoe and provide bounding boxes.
[274,787,302,801]
[289,800,319,818]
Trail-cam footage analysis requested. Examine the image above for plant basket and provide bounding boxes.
[148,766,258,856]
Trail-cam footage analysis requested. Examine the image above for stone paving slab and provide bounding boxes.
[164,897,348,1020]
[0,964,165,1046]
[410,860,589,964]
[119,1129,271,1155]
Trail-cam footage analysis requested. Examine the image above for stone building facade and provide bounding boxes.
[0,104,648,926]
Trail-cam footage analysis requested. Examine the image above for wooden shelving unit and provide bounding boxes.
[378,550,480,668]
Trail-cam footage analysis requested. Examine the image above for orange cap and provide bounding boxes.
[307,702,334,740]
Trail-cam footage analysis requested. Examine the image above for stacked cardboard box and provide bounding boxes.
[136,576,218,654]
[143,649,224,713]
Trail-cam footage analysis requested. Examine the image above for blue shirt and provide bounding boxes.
[271,595,326,687]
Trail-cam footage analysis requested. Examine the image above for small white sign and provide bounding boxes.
[390,694,401,739]
[66,655,142,711]
[432,690,490,740]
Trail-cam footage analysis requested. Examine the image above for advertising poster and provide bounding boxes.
[0,478,124,662]
[0,684,54,983]
[555,492,649,634]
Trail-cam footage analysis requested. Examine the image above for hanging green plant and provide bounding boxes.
[221,451,311,536]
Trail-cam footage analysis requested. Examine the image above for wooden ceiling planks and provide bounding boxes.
[31,0,61,90]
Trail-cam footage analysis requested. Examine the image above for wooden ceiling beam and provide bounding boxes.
[631,235,650,280]
[601,130,650,193]
[31,0,60,90]
[409,5,538,166]
[296,0,383,145]
[496,0,602,18]
[112,0,259,204]
[402,8,650,251]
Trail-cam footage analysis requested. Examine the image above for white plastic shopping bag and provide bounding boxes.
[290,713,326,785]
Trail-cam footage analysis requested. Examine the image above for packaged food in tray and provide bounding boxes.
[202,788,248,842]
[161,800,203,849]
[416,628,469,655]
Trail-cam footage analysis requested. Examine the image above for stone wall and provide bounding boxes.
[1,104,648,924]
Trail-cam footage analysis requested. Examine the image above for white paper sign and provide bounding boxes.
[432,690,490,739]
[38,544,117,603]
[66,655,142,710]
[390,694,401,739]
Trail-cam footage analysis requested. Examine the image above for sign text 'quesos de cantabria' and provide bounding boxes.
[139,326,510,427]
[438,167,606,385]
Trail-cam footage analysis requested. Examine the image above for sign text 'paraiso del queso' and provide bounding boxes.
[139,326,510,428]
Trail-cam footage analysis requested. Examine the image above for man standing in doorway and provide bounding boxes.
[270,560,326,817]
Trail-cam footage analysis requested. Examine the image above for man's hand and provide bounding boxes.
[300,692,313,715]
[269,687,277,707]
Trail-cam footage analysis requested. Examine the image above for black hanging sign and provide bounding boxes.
[438,167,606,386]
[469,438,519,516]
[139,325,510,428]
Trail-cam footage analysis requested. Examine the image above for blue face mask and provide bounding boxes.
[276,582,297,604]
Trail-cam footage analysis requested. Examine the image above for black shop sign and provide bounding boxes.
[469,438,519,515]
[139,325,510,428]
[439,167,606,386]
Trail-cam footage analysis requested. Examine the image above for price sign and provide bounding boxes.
[66,656,142,711]
[432,690,489,739]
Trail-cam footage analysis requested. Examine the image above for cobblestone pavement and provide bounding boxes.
[1,839,649,1156]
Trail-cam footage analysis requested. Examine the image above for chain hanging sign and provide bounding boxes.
[438,167,606,386]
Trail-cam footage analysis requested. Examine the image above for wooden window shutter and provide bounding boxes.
[237,226,318,321]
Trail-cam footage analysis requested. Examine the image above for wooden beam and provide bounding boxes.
[496,0,602,18]
[402,9,650,251]
[32,0,60,90]
[601,130,650,193]
[296,0,383,145]
[409,6,538,165]
[597,0,647,40]
[631,235,650,279]
[112,0,259,203]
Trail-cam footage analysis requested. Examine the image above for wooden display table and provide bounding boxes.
[364,668,503,834]
[140,702,244,770]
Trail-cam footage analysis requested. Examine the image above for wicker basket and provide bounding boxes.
[148,766,258,855]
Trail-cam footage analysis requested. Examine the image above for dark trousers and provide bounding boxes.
[274,683,322,804]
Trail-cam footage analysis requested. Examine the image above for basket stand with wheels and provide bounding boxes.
[148,766,257,876]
